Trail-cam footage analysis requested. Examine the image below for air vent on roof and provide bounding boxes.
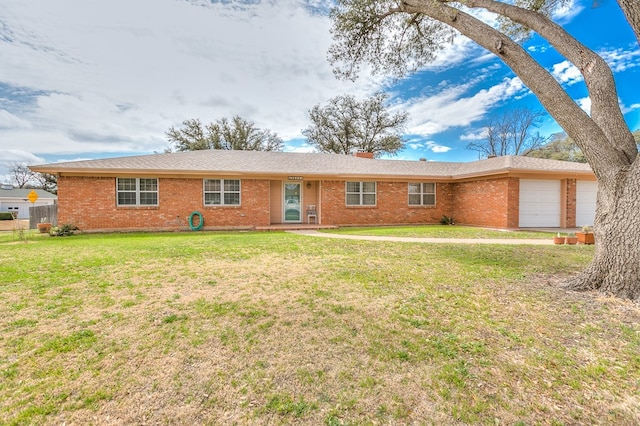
[419,158,427,162]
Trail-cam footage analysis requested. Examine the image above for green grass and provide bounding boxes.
[323,224,555,239]
[1,228,637,424]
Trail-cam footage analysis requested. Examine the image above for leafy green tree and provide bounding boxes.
[166,116,283,152]
[329,0,640,299]
[303,93,408,157]
[525,133,587,163]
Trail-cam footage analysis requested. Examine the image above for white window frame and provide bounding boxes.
[203,179,241,206]
[116,178,159,206]
[408,182,436,206]
[345,181,377,206]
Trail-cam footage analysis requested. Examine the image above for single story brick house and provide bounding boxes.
[29,150,596,232]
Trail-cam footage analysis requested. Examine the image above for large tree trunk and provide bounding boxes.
[332,1,640,297]
[567,158,640,299]
[402,1,640,299]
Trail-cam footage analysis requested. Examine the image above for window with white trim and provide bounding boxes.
[346,181,376,206]
[204,179,241,205]
[408,182,436,206]
[117,178,158,206]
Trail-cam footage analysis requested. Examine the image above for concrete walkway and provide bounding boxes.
[287,229,556,245]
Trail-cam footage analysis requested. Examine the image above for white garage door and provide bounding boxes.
[519,179,561,227]
[576,181,597,227]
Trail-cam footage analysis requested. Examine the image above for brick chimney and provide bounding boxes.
[354,151,374,159]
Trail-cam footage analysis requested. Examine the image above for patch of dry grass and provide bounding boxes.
[1,231,638,425]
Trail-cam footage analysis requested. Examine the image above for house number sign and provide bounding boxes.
[287,176,304,180]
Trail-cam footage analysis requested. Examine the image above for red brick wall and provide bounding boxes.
[506,178,520,229]
[565,179,577,228]
[57,174,577,231]
[57,176,270,231]
[319,180,452,226]
[451,178,516,228]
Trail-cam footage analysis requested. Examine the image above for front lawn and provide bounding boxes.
[2,230,638,425]
[323,224,555,239]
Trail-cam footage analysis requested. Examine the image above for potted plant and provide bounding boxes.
[565,232,578,245]
[576,225,595,245]
[37,217,52,233]
[553,232,565,244]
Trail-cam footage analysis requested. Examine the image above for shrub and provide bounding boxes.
[0,212,16,220]
[440,215,454,225]
[49,224,79,237]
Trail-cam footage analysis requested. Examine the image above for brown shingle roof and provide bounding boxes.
[30,150,593,179]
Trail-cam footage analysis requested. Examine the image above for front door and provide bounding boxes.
[283,182,302,223]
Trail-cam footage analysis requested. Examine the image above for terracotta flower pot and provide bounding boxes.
[37,223,52,233]
[576,232,595,245]
[553,236,565,245]
[565,236,578,245]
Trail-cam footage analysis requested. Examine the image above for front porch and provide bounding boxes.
[255,223,337,231]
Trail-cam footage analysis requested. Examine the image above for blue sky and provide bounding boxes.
[0,0,638,182]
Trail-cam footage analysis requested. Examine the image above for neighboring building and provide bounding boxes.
[0,184,57,219]
[29,150,597,232]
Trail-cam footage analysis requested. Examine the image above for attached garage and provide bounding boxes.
[519,179,561,227]
[576,181,597,227]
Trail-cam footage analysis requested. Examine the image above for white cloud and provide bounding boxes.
[576,96,591,114]
[0,110,31,129]
[403,77,527,137]
[626,103,640,113]
[599,46,640,73]
[0,0,378,156]
[460,129,487,141]
[0,150,46,184]
[552,0,584,21]
[551,61,583,85]
[549,47,638,89]
[527,45,548,54]
[404,139,451,154]
[426,141,452,153]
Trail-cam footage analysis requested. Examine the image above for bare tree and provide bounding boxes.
[11,162,59,194]
[303,93,407,157]
[329,0,640,299]
[9,163,34,188]
[467,108,548,158]
[167,116,283,152]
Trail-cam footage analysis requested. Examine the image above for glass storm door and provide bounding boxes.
[284,183,301,223]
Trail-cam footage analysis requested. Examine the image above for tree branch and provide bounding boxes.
[399,0,628,181]
[461,0,636,163]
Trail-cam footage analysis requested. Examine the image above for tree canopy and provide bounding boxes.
[9,163,57,194]
[303,93,408,157]
[525,130,639,162]
[525,133,587,163]
[329,0,640,299]
[166,116,283,152]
